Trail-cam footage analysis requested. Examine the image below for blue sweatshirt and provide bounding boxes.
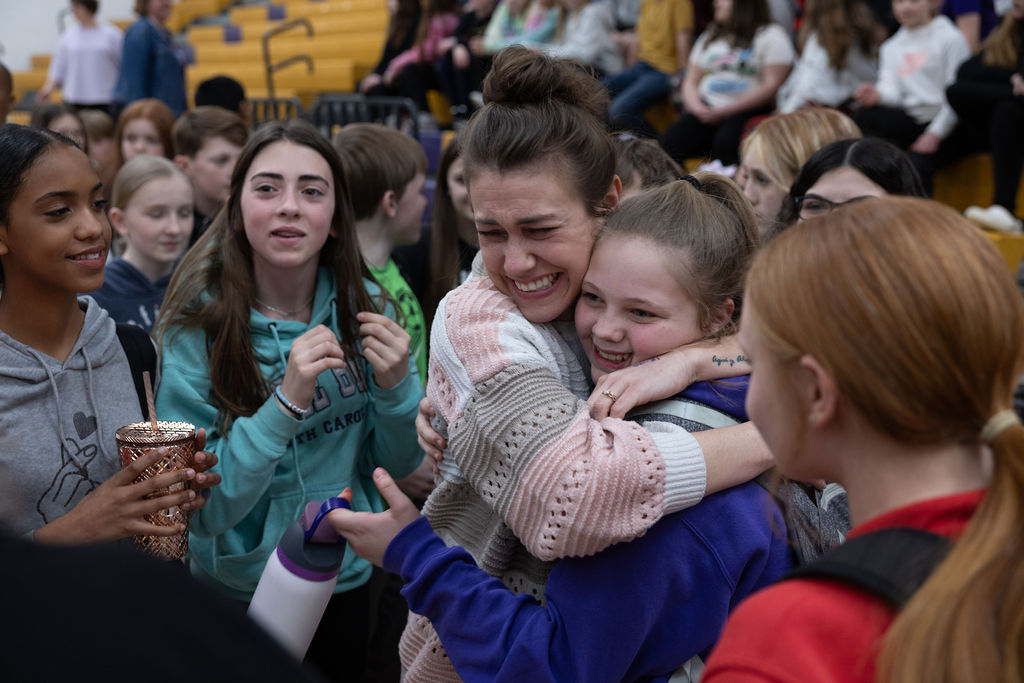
[383,377,791,681]
[112,18,187,115]
[89,258,171,334]
[156,267,422,599]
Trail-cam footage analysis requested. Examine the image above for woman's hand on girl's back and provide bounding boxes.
[32,447,201,545]
[280,325,348,410]
[357,312,412,389]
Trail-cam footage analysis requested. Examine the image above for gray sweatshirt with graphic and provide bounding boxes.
[0,298,143,537]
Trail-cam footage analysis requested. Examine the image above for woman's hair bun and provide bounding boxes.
[481,46,608,119]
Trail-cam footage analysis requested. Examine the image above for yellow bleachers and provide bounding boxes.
[188,12,387,44]
[31,54,52,69]
[11,68,47,102]
[194,34,383,69]
[187,58,357,104]
[228,0,385,24]
[933,154,1024,214]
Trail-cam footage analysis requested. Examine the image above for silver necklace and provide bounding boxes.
[254,296,314,316]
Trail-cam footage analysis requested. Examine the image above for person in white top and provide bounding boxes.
[659,0,795,166]
[852,0,970,193]
[38,0,123,113]
[777,0,880,112]
[542,0,625,76]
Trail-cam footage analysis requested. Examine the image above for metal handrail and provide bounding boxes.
[261,18,314,101]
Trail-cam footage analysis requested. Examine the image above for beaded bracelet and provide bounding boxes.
[275,385,309,419]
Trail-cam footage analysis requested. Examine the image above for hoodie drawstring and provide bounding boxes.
[25,348,70,463]
[80,348,113,466]
[267,321,309,504]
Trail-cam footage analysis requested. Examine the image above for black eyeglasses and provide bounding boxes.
[794,194,875,220]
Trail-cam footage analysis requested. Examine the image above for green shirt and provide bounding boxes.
[370,258,427,385]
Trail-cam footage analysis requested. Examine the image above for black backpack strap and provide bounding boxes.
[784,527,952,607]
[115,323,158,421]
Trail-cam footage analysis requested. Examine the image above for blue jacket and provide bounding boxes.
[89,258,171,333]
[113,18,186,115]
[384,378,791,681]
[156,268,422,599]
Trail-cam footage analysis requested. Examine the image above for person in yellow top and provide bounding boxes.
[603,0,694,136]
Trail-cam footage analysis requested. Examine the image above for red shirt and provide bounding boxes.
[701,489,985,683]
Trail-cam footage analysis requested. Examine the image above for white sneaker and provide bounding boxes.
[965,205,1023,234]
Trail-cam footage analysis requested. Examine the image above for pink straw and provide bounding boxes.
[143,371,158,431]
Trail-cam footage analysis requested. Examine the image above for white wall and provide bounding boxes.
[0,0,136,72]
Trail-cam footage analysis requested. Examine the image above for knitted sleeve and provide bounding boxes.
[427,280,706,561]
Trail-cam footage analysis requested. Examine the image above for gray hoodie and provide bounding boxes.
[0,298,143,537]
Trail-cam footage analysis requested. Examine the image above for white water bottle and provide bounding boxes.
[248,497,350,659]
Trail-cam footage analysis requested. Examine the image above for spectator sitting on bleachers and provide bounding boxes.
[659,0,794,168]
[367,0,461,118]
[194,75,251,130]
[852,0,971,194]
[360,0,423,94]
[436,0,497,121]
[776,0,880,113]
[541,0,626,77]
[602,0,695,136]
[37,0,122,116]
[481,0,561,56]
[947,0,1024,231]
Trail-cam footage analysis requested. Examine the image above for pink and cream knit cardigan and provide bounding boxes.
[400,272,708,682]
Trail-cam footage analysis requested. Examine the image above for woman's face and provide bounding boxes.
[446,157,473,223]
[121,117,164,161]
[241,140,336,279]
[737,146,788,237]
[0,144,109,296]
[797,166,888,221]
[470,162,611,324]
[49,113,87,151]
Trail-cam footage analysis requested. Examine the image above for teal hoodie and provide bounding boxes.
[156,268,422,600]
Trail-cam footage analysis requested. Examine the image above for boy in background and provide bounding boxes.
[194,75,251,130]
[172,106,248,245]
[332,123,429,384]
[332,122,433,683]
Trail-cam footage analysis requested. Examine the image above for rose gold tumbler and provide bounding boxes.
[116,421,197,560]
